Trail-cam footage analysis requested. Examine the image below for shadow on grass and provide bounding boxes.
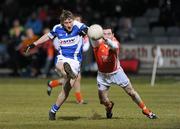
[88,111,142,120]
[57,110,141,121]
[65,100,77,104]
[89,117,121,120]
[57,116,86,121]
[57,116,124,121]
[88,116,141,120]
[65,100,88,105]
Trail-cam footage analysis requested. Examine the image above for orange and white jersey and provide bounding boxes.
[93,37,120,73]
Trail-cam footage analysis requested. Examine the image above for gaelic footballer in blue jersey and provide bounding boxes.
[24,10,88,120]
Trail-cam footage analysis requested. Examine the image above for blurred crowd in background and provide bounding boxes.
[0,0,180,77]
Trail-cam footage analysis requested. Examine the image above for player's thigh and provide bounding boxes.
[97,73,110,91]
[55,61,64,71]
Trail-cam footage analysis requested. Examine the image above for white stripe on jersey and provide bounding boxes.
[74,38,83,61]
[53,24,62,32]
[47,32,54,39]
[48,24,62,39]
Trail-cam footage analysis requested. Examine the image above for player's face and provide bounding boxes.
[74,16,81,22]
[103,29,114,40]
[63,18,74,32]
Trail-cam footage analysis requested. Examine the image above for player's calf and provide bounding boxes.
[104,101,114,119]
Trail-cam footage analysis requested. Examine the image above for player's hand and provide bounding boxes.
[79,27,88,37]
[24,43,36,54]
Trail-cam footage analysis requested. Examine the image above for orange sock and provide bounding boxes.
[139,101,151,114]
[75,92,83,103]
[49,80,62,88]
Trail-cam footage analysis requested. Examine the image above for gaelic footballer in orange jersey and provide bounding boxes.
[89,26,157,119]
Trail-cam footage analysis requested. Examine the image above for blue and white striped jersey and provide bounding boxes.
[48,20,87,63]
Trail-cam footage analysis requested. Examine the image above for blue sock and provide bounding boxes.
[50,104,60,113]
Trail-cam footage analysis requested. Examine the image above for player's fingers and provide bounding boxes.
[24,47,30,54]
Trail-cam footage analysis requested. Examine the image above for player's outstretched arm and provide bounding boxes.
[103,38,118,50]
[33,33,50,46]
[24,33,50,54]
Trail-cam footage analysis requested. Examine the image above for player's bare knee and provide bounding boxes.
[76,74,81,81]
[99,98,106,105]
[56,63,66,76]
[103,101,113,110]
[125,87,133,95]
[124,85,135,96]
[76,77,81,82]
[100,99,110,106]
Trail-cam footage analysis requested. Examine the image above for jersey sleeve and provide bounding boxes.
[74,20,86,28]
[112,37,120,55]
[47,24,61,39]
[74,20,88,36]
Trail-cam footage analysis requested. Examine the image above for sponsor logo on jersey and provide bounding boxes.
[60,38,76,45]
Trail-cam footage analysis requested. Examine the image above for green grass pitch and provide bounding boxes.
[0,76,180,129]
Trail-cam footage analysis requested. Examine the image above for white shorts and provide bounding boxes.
[97,67,130,91]
[56,55,80,76]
